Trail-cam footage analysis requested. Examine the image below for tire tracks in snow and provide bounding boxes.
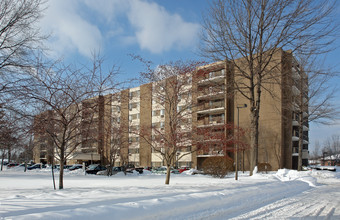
[229,183,340,220]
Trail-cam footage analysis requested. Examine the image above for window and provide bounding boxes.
[129,113,140,121]
[128,148,139,154]
[160,109,165,116]
[129,90,140,99]
[152,110,160,116]
[129,125,139,133]
[112,94,120,102]
[129,137,139,143]
[129,102,138,111]
[221,69,225,75]
[187,76,192,84]
[179,146,191,152]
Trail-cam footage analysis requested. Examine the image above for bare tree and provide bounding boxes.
[0,106,30,170]
[0,125,17,170]
[322,134,340,165]
[0,0,46,90]
[293,54,339,171]
[311,140,321,161]
[17,55,121,189]
[136,57,203,184]
[106,120,126,176]
[0,0,47,165]
[200,0,337,175]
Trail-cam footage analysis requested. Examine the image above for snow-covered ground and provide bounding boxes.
[0,167,339,220]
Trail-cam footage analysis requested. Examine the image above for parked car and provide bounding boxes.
[17,164,26,167]
[125,164,135,173]
[135,167,144,174]
[27,163,46,170]
[153,166,167,174]
[64,165,72,170]
[11,163,26,171]
[153,167,179,174]
[144,166,152,171]
[85,164,107,174]
[68,164,83,171]
[171,169,180,174]
[315,166,336,172]
[178,167,190,173]
[113,166,122,172]
[7,163,19,168]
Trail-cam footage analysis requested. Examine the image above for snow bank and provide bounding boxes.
[274,169,318,187]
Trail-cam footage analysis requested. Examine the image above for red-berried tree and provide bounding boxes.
[135,57,205,184]
[197,123,248,179]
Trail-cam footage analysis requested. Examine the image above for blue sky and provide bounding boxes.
[39,0,207,79]
[39,0,340,153]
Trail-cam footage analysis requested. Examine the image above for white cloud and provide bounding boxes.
[127,0,200,53]
[83,0,129,23]
[40,0,200,58]
[40,0,103,58]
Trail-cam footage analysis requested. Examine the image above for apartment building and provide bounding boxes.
[33,49,309,170]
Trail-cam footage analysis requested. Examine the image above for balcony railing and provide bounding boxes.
[197,70,226,85]
[197,118,224,127]
[197,101,224,111]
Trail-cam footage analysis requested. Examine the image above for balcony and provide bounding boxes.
[198,70,226,85]
[292,136,299,141]
[292,68,301,80]
[197,107,224,115]
[292,120,299,126]
[197,87,225,100]
[292,85,300,96]
[197,117,225,128]
[292,102,300,111]
[303,112,308,118]
[292,148,309,158]
[197,101,225,115]
[197,149,224,157]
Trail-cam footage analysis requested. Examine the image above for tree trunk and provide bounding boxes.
[7,146,11,163]
[59,147,65,190]
[249,109,259,176]
[298,70,304,171]
[165,165,171,185]
[52,159,56,190]
[1,152,4,171]
[59,160,64,190]
[298,111,303,171]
